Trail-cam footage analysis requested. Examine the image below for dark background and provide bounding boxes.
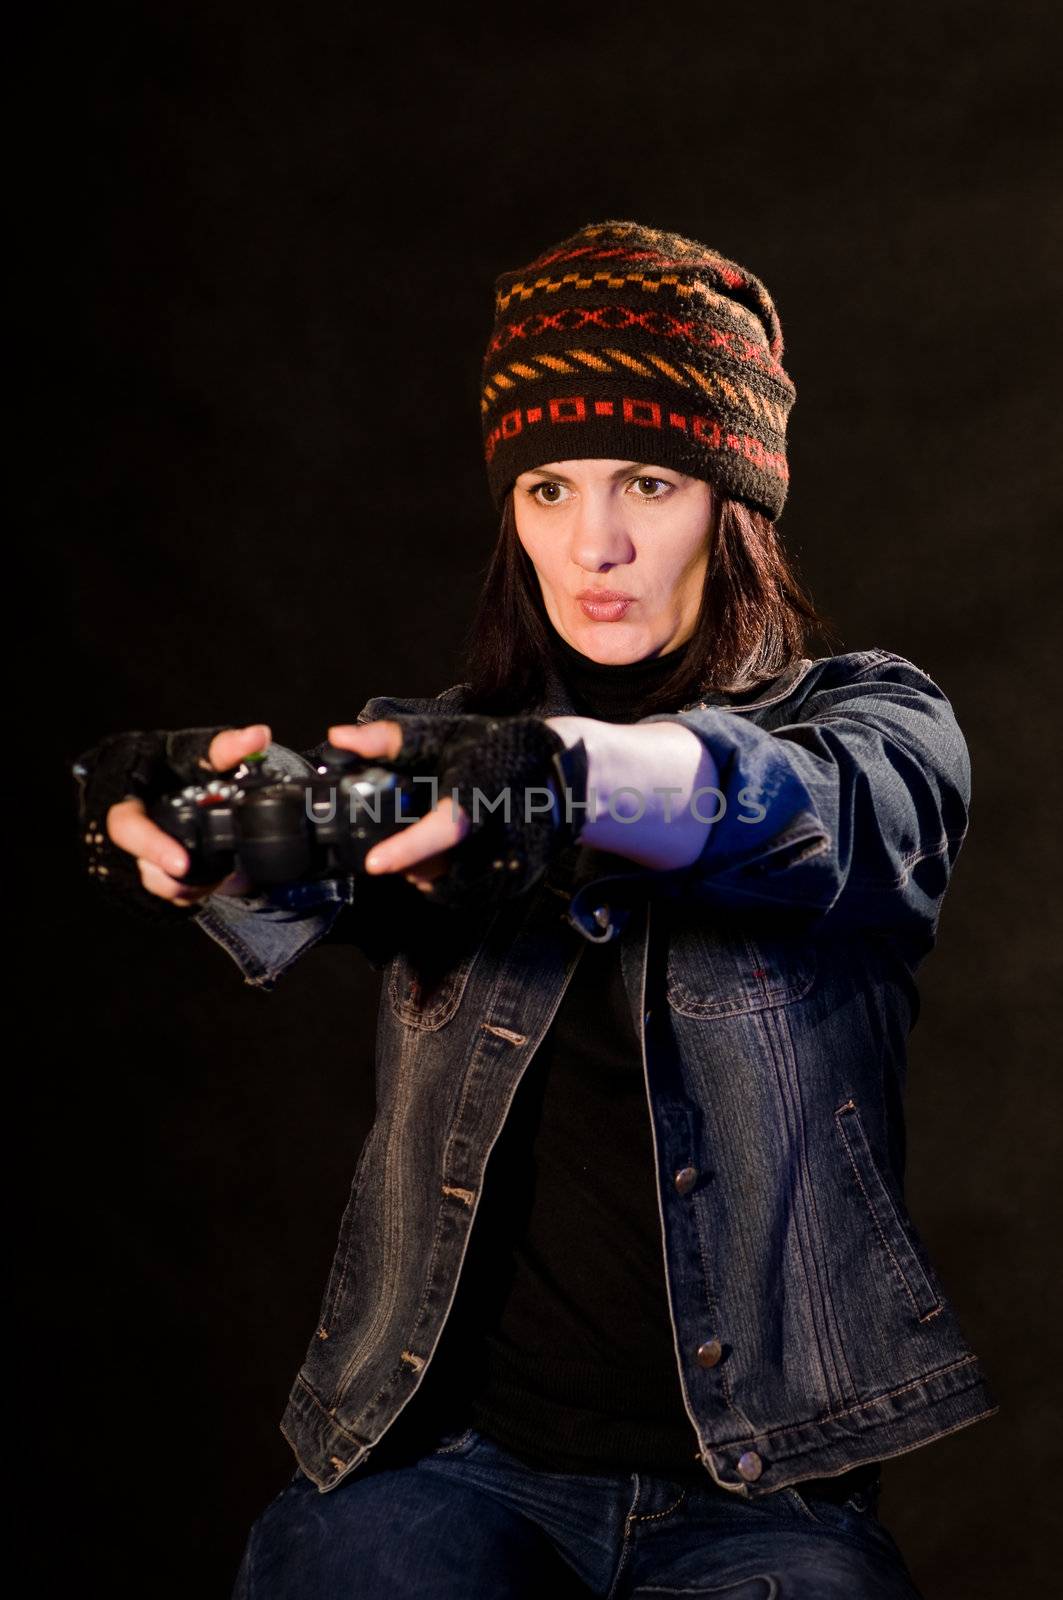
[30,2,1059,1594]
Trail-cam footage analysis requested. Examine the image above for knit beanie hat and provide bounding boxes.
[481,220,795,521]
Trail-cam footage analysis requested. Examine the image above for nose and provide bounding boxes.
[569,491,636,573]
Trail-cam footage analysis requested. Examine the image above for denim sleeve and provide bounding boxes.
[639,650,971,952]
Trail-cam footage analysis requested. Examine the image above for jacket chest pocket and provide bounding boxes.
[387,942,483,1030]
[665,916,818,1018]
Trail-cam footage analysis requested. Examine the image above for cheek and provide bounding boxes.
[516,525,560,587]
[645,527,709,604]
[675,520,712,579]
[647,530,701,579]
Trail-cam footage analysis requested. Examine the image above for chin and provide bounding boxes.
[569,620,658,664]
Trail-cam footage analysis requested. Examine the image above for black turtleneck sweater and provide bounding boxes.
[378,627,705,1477]
[545,627,691,725]
[466,629,701,1473]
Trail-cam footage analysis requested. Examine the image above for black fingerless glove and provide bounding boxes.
[71,727,228,925]
[383,713,589,915]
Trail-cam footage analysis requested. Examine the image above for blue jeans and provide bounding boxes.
[232,1424,926,1597]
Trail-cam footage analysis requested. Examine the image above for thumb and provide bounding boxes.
[208,724,273,773]
[327,721,404,761]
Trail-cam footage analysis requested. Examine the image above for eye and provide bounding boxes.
[523,476,673,505]
[525,481,570,506]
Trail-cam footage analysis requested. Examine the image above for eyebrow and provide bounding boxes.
[520,462,671,483]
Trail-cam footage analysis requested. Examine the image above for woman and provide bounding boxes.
[76,221,998,1598]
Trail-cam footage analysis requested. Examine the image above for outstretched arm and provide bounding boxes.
[342,649,971,955]
[330,716,720,879]
[542,716,720,869]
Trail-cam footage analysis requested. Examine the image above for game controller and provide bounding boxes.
[149,743,430,887]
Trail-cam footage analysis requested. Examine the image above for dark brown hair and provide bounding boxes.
[458,488,843,716]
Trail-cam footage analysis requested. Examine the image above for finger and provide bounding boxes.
[402,852,449,893]
[108,798,190,878]
[364,798,469,875]
[404,854,447,884]
[213,867,254,897]
[139,858,245,904]
[138,857,211,904]
[207,724,273,773]
[328,721,405,761]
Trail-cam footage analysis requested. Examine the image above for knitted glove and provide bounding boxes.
[382,713,589,914]
[71,726,229,925]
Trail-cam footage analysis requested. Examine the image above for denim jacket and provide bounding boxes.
[192,645,999,1498]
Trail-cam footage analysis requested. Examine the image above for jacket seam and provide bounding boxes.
[849,835,959,892]
[293,1372,366,1445]
[696,834,958,904]
[191,904,271,985]
[762,1002,858,1405]
[715,1354,983,1451]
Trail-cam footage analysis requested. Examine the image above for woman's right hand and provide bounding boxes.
[105,723,272,907]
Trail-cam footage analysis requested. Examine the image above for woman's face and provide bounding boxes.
[512,459,714,664]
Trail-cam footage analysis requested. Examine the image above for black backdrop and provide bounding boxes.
[32,3,1059,1594]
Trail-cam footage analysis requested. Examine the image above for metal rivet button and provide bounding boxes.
[674,1165,699,1196]
[592,904,611,929]
[737,1450,763,1481]
[696,1338,723,1368]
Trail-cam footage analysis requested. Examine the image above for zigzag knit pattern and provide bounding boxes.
[482,220,795,520]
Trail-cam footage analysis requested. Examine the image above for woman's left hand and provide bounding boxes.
[328,709,723,905]
[324,712,586,914]
[326,721,470,894]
